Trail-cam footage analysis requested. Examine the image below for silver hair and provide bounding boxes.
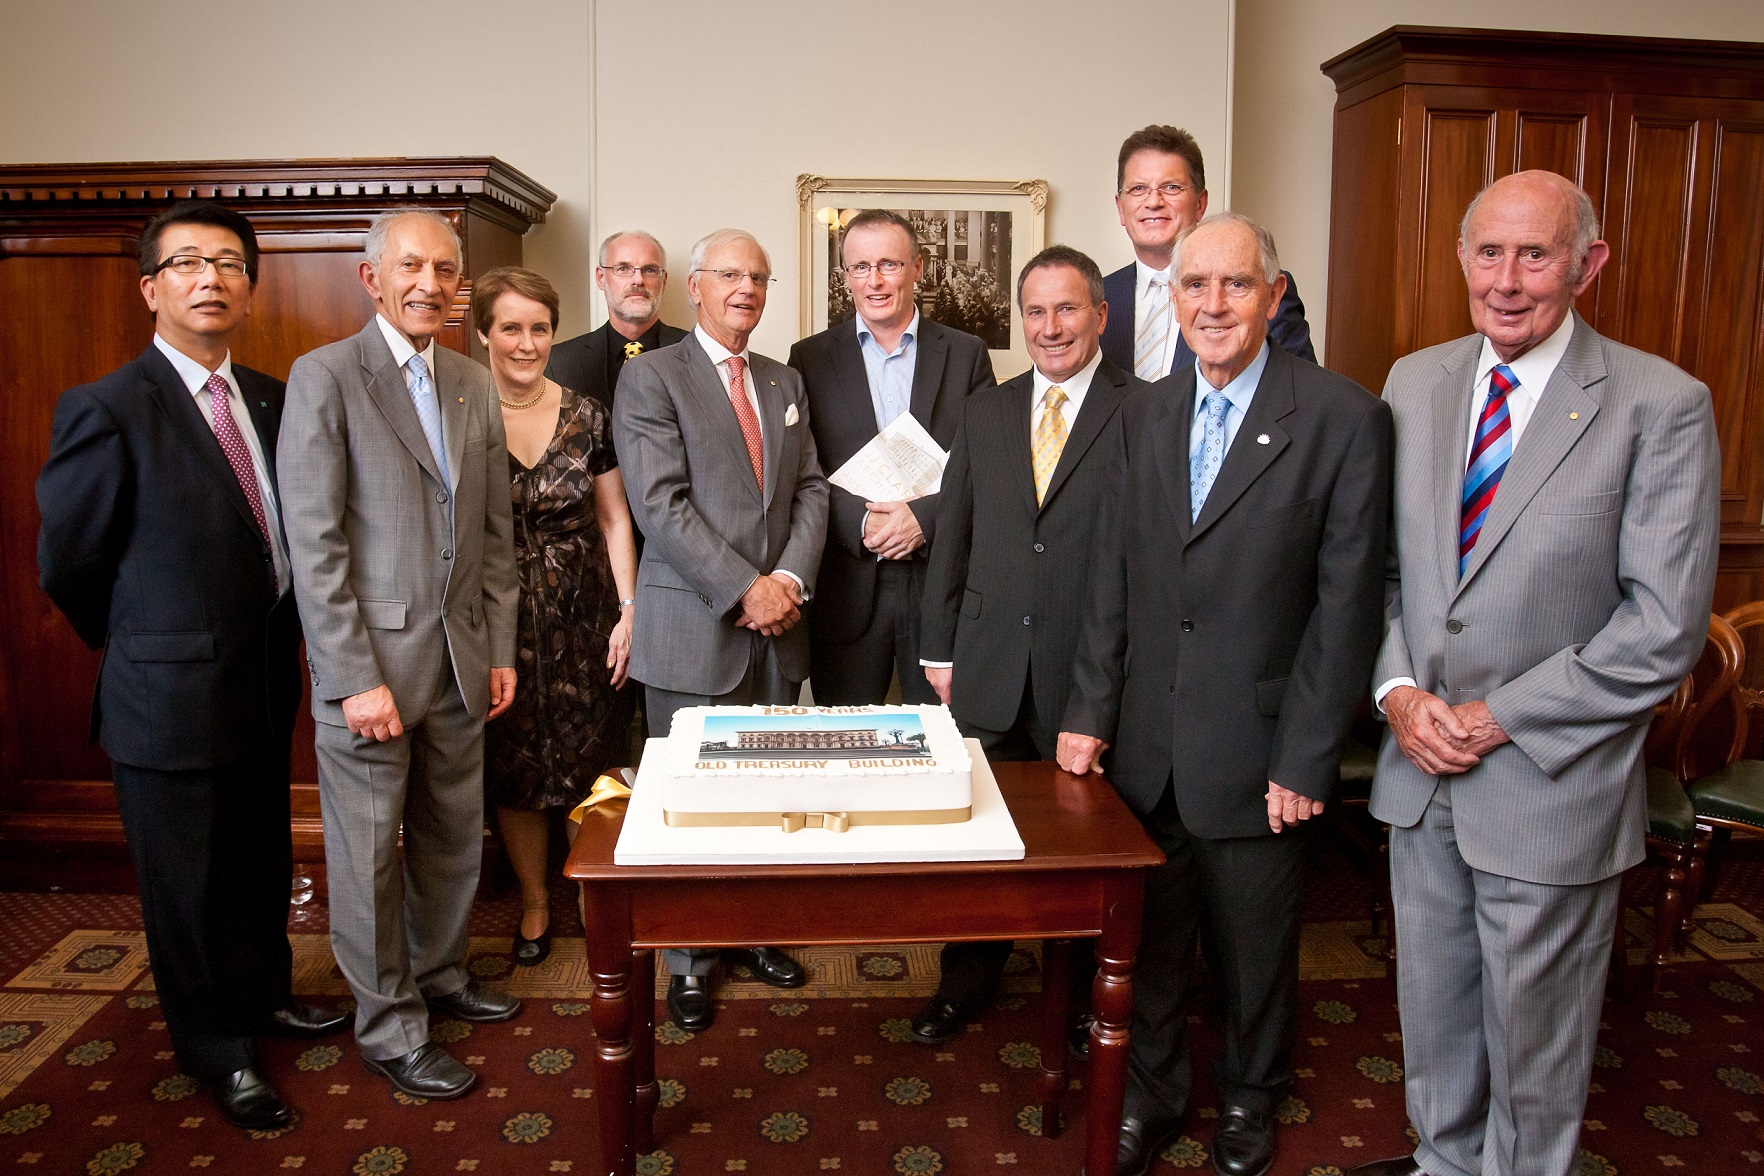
[598,229,666,268]
[1173,211,1281,284]
[688,228,770,277]
[363,207,462,268]
[1459,177,1602,282]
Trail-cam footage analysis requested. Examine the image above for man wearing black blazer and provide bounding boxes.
[914,245,1143,1044]
[1060,213,1391,1176]
[545,229,690,442]
[35,201,345,1133]
[789,209,995,704]
[1099,124,1314,381]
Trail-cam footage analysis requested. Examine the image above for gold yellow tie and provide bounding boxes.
[1032,385,1068,505]
[624,340,644,359]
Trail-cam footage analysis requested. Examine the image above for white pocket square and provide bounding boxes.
[784,403,800,426]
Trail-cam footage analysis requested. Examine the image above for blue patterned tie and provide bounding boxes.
[1459,364,1516,577]
[406,353,450,489]
[1190,390,1231,521]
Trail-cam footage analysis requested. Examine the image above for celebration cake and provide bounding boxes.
[660,704,973,830]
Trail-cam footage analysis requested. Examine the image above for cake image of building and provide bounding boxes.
[698,713,931,760]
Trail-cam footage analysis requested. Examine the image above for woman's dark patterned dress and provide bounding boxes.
[485,387,635,810]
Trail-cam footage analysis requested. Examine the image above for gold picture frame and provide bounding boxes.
[797,175,1050,378]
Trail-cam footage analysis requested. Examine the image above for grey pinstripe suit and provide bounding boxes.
[279,319,518,1059]
[1371,315,1719,1176]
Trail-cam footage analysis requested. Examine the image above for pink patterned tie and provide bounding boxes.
[206,373,272,549]
[725,356,764,490]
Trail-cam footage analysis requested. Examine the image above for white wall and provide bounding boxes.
[0,0,1234,361]
[1230,0,1764,360]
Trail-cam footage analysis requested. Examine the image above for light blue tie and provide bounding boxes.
[406,353,450,489]
[1190,390,1231,521]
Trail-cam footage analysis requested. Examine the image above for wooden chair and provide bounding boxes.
[1680,604,1764,900]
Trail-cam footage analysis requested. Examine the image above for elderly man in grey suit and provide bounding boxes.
[614,228,829,1031]
[279,208,522,1101]
[1347,171,1720,1176]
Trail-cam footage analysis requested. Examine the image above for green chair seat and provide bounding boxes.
[1687,758,1764,827]
[1646,765,1697,844]
[1335,740,1379,803]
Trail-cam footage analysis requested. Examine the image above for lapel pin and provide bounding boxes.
[1569,411,1579,420]
[458,397,465,404]
[259,401,268,408]
[770,380,777,386]
[1256,433,1271,445]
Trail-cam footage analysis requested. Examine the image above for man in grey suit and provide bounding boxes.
[614,228,829,1030]
[279,209,522,1101]
[1349,171,1721,1176]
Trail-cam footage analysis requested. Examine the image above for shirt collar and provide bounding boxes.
[375,313,436,373]
[154,334,236,398]
[855,309,920,355]
[1135,258,1171,295]
[1474,311,1575,394]
[694,324,751,369]
[1032,346,1103,403]
[1193,339,1271,421]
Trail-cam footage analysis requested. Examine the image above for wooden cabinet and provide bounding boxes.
[0,159,554,883]
[1322,28,1764,610]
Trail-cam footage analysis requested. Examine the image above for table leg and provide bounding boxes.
[1089,873,1147,1176]
[586,883,636,1176]
[1037,938,1072,1139]
[633,949,657,1153]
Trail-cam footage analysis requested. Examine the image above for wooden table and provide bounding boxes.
[562,762,1164,1176]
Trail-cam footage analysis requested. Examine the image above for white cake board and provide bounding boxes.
[613,738,1025,865]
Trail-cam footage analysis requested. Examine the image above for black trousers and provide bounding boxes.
[1127,781,1308,1118]
[935,678,1051,1001]
[810,560,938,705]
[112,746,295,1079]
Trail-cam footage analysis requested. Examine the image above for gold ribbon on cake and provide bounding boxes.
[661,807,972,832]
[566,773,634,824]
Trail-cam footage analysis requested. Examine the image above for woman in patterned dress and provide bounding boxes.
[473,267,637,966]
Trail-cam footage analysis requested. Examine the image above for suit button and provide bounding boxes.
[436,491,448,504]
[1181,619,1194,632]
[1446,619,1463,634]
[1033,543,1045,553]
[442,548,454,560]
[1022,616,1031,626]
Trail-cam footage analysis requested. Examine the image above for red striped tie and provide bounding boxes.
[726,356,764,490]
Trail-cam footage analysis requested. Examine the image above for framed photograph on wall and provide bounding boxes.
[797,176,1049,378]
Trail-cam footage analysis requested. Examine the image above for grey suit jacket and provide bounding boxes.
[278,320,519,724]
[613,333,829,695]
[1370,315,1720,886]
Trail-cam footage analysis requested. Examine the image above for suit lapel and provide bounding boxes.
[1152,366,1198,542]
[1456,318,1606,590]
[998,371,1038,510]
[237,368,283,499]
[910,323,949,424]
[1431,338,1481,595]
[681,337,764,506]
[1187,348,1294,543]
[755,357,786,510]
[140,346,262,538]
[434,349,467,493]
[833,321,873,435]
[1041,359,1129,510]
[359,322,446,488]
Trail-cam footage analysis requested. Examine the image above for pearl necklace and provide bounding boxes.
[499,379,550,410]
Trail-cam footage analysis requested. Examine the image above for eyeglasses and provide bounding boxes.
[842,260,910,279]
[154,254,250,278]
[1119,182,1191,201]
[693,268,776,286]
[603,264,665,280]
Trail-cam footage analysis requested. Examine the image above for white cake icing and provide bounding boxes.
[660,704,973,827]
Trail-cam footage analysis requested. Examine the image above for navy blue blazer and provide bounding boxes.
[1101,260,1316,377]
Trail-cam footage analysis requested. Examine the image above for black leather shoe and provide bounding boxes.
[427,980,521,1023]
[262,1002,349,1038]
[209,1066,294,1131]
[909,996,966,1045]
[667,974,714,1030]
[724,947,806,988]
[1345,1159,1423,1176]
[362,1041,476,1099]
[513,927,552,967]
[1068,1011,1095,1061]
[1116,1110,1184,1176]
[1212,1104,1275,1176]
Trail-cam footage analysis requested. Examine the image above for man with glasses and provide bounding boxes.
[546,230,688,431]
[1101,125,1314,381]
[37,200,348,1132]
[788,209,995,706]
[613,228,829,1031]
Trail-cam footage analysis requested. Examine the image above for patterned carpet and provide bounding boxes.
[1,842,1762,1175]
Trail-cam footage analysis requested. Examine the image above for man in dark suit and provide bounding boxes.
[1060,213,1391,1176]
[1100,125,1315,381]
[545,229,690,427]
[914,245,1143,1044]
[788,209,995,704]
[36,201,347,1132]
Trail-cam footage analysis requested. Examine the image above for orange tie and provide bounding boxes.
[726,356,764,490]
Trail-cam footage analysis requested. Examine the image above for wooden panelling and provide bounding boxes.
[1412,105,1493,352]
[1696,116,1764,525]
[1323,87,1404,394]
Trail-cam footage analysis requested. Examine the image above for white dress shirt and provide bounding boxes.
[1374,313,1576,709]
[153,335,290,596]
[375,314,439,397]
[1135,260,1178,378]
